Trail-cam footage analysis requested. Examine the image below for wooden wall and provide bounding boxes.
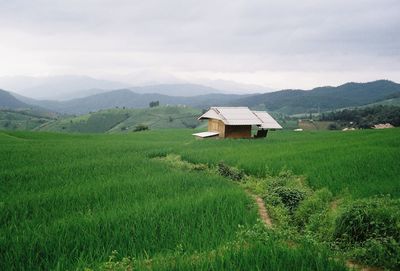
[208,119,225,138]
[225,125,252,138]
[208,119,252,138]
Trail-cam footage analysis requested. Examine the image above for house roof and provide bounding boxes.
[252,111,283,129]
[198,107,282,129]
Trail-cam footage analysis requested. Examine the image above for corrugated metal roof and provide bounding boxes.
[192,131,219,138]
[252,111,282,129]
[198,109,222,120]
[198,107,282,129]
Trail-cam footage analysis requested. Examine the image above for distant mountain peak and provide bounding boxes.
[0,89,30,109]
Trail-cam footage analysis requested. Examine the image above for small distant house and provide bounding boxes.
[372,123,394,129]
[193,107,282,139]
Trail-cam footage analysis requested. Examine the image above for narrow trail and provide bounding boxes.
[255,195,273,227]
[248,192,273,228]
[346,261,383,271]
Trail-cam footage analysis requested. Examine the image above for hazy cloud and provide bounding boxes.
[0,0,399,89]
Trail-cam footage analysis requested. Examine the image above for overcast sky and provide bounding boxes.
[0,0,399,89]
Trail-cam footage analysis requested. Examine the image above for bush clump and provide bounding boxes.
[334,197,400,244]
[217,161,245,181]
[294,188,333,229]
[133,124,149,132]
[333,197,400,270]
[272,186,306,213]
[352,237,400,270]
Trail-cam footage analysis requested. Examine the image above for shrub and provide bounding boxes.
[271,186,305,213]
[352,237,400,270]
[149,101,159,107]
[217,161,245,181]
[97,250,136,271]
[333,197,400,245]
[333,197,400,269]
[328,123,339,130]
[133,124,149,132]
[294,188,333,228]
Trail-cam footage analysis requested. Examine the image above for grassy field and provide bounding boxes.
[39,106,202,133]
[1,128,399,270]
[178,129,400,198]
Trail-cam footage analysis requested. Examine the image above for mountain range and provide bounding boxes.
[232,80,400,114]
[1,80,400,115]
[0,75,271,100]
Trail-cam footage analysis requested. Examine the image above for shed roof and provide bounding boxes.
[252,111,283,129]
[198,107,282,129]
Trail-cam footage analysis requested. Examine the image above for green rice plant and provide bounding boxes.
[1,128,399,270]
[93,224,347,271]
[178,129,400,198]
[294,188,333,229]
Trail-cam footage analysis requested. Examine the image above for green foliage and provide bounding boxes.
[260,170,309,212]
[352,237,400,270]
[333,197,400,270]
[0,131,257,270]
[39,106,202,133]
[149,100,159,108]
[271,186,305,213]
[321,105,400,128]
[234,80,400,114]
[133,124,149,132]
[98,250,136,271]
[1,129,400,270]
[179,129,400,198]
[0,109,54,131]
[217,161,244,181]
[294,188,333,228]
[156,154,208,172]
[95,224,347,271]
[334,197,400,244]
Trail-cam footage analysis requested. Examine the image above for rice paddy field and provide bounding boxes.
[0,128,399,270]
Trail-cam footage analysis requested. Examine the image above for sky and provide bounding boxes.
[0,0,399,90]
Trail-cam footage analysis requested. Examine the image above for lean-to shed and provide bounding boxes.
[193,107,282,139]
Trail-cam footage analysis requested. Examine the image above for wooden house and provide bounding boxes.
[193,107,282,139]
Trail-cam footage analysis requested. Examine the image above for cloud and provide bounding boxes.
[0,0,399,89]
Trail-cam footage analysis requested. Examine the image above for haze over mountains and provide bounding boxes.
[1,79,400,115]
[0,75,272,100]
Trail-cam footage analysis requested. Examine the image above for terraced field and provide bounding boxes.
[1,128,399,270]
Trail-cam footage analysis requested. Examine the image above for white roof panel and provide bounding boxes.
[252,111,283,129]
[192,131,219,138]
[197,109,222,120]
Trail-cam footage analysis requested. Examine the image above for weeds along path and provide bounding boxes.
[346,261,383,271]
[155,154,274,228]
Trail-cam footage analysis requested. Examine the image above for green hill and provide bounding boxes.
[21,88,247,115]
[0,109,56,131]
[0,89,31,109]
[7,80,400,116]
[40,106,202,133]
[363,96,400,107]
[233,80,400,114]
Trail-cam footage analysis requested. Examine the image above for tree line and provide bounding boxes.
[320,105,400,128]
